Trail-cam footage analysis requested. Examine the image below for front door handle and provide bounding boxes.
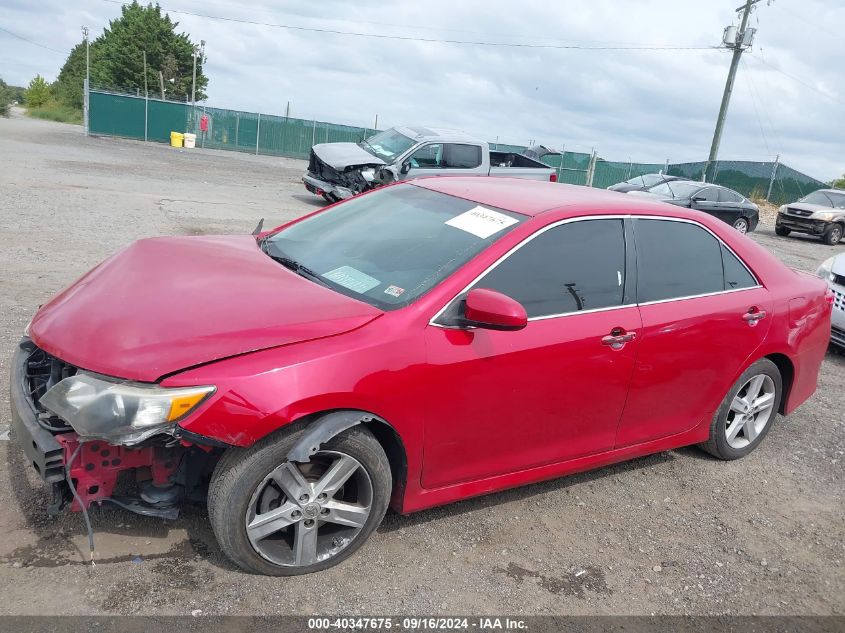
[602,328,636,349]
[742,308,767,325]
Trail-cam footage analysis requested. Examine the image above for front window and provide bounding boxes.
[799,190,845,208]
[359,128,416,162]
[263,185,524,309]
[629,174,663,187]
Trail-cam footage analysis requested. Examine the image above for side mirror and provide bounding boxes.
[400,161,411,175]
[460,288,527,331]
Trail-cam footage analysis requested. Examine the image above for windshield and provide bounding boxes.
[799,190,845,208]
[649,181,701,198]
[359,128,416,162]
[263,185,524,310]
[627,174,663,187]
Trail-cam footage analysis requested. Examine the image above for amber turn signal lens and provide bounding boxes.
[167,391,211,421]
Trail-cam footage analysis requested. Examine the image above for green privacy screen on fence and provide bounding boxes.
[89,89,827,205]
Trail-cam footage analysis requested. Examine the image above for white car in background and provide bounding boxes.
[818,253,845,348]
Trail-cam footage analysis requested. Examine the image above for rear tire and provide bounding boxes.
[322,193,340,203]
[699,358,782,460]
[775,226,791,237]
[208,425,391,576]
[732,217,749,234]
[822,223,843,245]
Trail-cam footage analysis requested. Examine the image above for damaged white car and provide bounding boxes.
[302,126,558,202]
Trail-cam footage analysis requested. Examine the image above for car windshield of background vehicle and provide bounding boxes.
[799,191,845,208]
[631,174,663,187]
[359,128,416,162]
[265,185,524,310]
[666,182,704,198]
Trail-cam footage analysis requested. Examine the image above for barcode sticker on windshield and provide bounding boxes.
[445,206,518,239]
[323,266,380,294]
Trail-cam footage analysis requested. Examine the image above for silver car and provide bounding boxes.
[776,189,845,246]
[817,253,845,348]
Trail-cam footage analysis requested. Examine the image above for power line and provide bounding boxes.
[741,58,771,157]
[746,53,845,107]
[100,0,718,52]
[0,25,68,55]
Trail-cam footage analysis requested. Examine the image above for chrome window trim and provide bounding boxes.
[428,214,762,328]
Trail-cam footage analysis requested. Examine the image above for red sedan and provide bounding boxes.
[11,178,831,575]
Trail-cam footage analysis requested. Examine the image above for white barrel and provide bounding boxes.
[183,133,197,149]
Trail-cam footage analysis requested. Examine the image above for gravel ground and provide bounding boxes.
[0,111,843,617]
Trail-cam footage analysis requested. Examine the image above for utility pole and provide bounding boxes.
[704,0,761,182]
[191,40,205,107]
[82,26,89,136]
[159,70,165,100]
[143,51,148,141]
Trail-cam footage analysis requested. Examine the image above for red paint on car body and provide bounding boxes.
[28,178,831,515]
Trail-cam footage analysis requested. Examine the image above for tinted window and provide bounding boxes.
[718,188,743,203]
[473,220,626,318]
[721,244,757,289]
[695,187,719,202]
[446,144,482,168]
[635,219,723,302]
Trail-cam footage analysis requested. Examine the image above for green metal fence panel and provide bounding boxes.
[88,89,827,203]
[146,99,188,143]
[89,90,146,139]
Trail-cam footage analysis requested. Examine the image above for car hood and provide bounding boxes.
[608,183,641,192]
[629,191,667,200]
[29,235,382,382]
[832,254,845,276]
[311,142,387,170]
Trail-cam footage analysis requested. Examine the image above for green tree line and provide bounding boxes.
[7,1,208,120]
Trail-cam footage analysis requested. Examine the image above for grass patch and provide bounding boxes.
[26,101,82,125]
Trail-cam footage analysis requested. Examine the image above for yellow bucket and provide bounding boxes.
[170,131,184,148]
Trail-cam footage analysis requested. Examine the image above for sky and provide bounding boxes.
[1,0,843,181]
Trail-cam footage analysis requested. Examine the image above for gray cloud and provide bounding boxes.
[1,0,843,180]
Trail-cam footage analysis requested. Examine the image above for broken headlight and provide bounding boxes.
[40,373,215,445]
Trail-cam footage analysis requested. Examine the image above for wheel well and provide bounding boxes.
[765,353,794,414]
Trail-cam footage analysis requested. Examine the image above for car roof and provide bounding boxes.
[393,125,480,144]
[410,177,716,218]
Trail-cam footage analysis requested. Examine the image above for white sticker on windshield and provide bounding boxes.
[323,266,380,294]
[445,206,518,239]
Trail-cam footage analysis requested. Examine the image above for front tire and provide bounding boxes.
[822,223,843,245]
[775,225,791,237]
[208,425,391,576]
[699,358,782,460]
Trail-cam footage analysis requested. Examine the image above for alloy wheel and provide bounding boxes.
[245,451,373,567]
[725,374,776,449]
[733,218,749,234]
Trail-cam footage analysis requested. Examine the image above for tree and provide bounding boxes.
[54,41,98,109]
[92,1,207,101]
[833,174,845,189]
[0,77,12,117]
[24,75,51,108]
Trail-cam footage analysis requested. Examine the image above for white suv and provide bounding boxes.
[818,254,845,348]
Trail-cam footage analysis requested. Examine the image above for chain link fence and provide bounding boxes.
[89,88,827,206]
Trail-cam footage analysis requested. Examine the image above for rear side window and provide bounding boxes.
[718,188,743,203]
[445,144,482,169]
[721,244,757,289]
[696,187,719,202]
[474,219,626,318]
[635,219,724,302]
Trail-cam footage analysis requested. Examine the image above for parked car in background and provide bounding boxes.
[630,180,759,233]
[607,173,684,193]
[817,253,845,348]
[302,126,557,202]
[775,189,845,246]
[12,179,830,576]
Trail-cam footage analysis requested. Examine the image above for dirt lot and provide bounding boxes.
[0,111,843,617]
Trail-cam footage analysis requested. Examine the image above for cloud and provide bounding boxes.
[1,0,843,180]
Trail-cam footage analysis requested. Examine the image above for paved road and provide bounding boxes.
[0,112,842,616]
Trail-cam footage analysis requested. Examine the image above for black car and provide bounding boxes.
[630,180,759,233]
[607,173,684,193]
